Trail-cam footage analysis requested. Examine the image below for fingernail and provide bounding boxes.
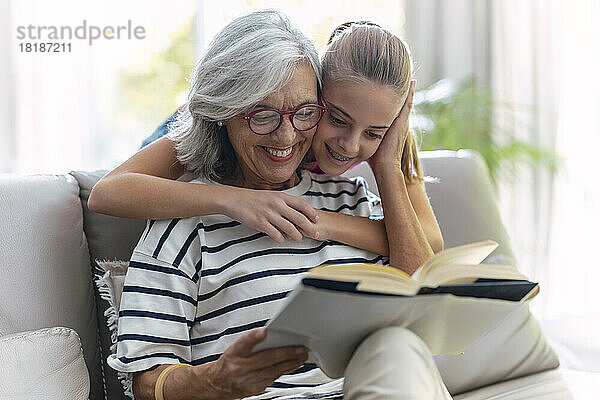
[296,346,307,354]
[314,232,319,239]
[314,215,319,222]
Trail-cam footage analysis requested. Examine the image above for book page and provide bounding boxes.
[307,264,419,295]
[412,240,499,283]
[308,263,412,280]
[421,264,528,287]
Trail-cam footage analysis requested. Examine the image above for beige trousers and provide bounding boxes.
[343,327,453,400]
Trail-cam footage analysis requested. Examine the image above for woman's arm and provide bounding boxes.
[374,168,437,274]
[367,81,443,274]
[88,137,320,242]
[316,211,389,256]
[133,364,213,400]
[88,137,208,219]
[316,171,440,272]
[88,136,387,251]
[132,329,308,400]
[406,181,444,254]
[315,180,443,258]
[89,136,437,256]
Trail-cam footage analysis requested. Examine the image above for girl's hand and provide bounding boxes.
[222,188,319,243]
[314,210,334,241]
[368,80,416,172]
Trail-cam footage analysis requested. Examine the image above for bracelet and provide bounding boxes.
[155,363,189,400]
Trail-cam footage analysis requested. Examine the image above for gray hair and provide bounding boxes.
[167,10,321,180]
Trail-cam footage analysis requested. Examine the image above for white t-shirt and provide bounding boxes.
[108,170,387,399]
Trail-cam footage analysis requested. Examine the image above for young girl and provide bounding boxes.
[88,22,443,274]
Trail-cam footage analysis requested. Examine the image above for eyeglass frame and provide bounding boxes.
[240,103,328,135]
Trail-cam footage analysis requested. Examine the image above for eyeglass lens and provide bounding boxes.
[249,105,322,134]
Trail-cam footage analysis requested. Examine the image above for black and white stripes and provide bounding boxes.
[108,171,386,399]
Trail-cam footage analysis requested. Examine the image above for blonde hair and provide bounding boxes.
[323,22,423,183]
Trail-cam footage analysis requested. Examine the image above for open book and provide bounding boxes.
[253,240,539,378]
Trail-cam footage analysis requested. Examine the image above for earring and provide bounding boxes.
[217,121,224,126]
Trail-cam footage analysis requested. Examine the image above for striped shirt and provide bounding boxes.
[108,170,387,399]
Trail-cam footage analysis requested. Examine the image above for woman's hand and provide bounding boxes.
[368,80,416,172]
[204,328,309,399]
[222,188,320,243]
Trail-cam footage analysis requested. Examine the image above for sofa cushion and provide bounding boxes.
[420,150,517,265]
[0,173,102,400]
[453,368,572,400]
[435,304,559,395]
[70,170,147,261]
[70,170,147,400]
[343,152,516,266]
[0,327,90,400]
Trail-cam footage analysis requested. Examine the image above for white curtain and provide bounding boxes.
[0,0,16,173]
[3,0,199,175]
[403,0,492,87]
[490,0,563,319]
[404,0,600,321]
[489,0,600,320]
[539,1,600,320]
[6,1,101,175]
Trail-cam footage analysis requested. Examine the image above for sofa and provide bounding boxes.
[1,150,598,399]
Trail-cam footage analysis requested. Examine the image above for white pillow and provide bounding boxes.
[0,327,90,400]
[435,304,560,395]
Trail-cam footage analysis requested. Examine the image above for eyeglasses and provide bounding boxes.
[240,104,327,135]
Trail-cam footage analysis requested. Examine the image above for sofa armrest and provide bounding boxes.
[0,327,90,400]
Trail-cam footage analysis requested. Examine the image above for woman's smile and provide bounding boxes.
[260,144,297,162]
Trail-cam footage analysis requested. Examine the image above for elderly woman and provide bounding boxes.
[108,10,452,400]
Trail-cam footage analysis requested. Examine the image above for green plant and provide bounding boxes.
[413,79,561,185]
[117,15,195,136]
